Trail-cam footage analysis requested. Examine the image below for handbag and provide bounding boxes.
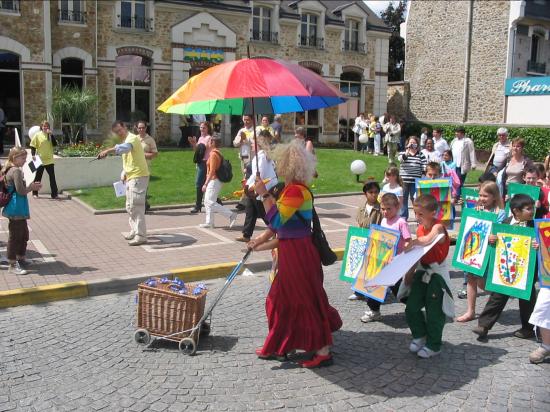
[295,190,337,266]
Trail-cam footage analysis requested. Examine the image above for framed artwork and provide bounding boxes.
[352,225,400,302]
[461,187,479,209]
[486,223,536,300]
[534,219,550,288]
[416,177,454,223]
[504,183,540,217]
[339,226,370,283]
[452,208,498,276]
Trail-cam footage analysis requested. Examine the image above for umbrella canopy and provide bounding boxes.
[158,58,347,115]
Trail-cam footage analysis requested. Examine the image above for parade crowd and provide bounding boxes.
[1,113,549,368]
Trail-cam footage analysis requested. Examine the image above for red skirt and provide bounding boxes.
[260,237,342,356]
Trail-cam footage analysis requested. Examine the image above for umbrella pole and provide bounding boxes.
[247,44,260,177]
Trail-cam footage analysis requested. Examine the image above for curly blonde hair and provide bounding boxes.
[272,140,316,184]
[1,147,27,175]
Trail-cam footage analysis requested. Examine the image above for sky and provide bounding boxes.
[363,1,408,17]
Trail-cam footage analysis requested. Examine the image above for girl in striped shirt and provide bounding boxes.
[398,136,427,220]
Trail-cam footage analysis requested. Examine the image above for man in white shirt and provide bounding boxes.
[487,127,511,175]
[233,115,255,211]
[432,128,449,156]
[450,126,476,202]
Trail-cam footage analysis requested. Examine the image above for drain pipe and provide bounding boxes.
[462,0,474,123]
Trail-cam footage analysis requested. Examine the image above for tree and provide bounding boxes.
[380,1,406,82]
[50,86,98,144]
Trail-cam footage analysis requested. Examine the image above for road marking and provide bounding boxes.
[196,227,234,242]
[320,217,352,228]
[30,240,56,262]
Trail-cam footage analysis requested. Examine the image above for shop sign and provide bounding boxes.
[183,47,224,63]
[505,76,550,96]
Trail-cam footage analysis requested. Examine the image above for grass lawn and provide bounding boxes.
[71,148,483,210]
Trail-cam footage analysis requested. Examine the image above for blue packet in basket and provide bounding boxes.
[145,278,157,287]
[159,276,170,284]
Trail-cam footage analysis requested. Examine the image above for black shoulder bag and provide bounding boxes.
[295,191,337,266]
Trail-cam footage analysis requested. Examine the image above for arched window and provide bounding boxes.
[339,72,362,143]
[61,58,83,89]
[115,54,151,123]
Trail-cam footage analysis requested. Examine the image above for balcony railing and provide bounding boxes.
[299,35,324,50]
[117,15,154,32]
[59,9,87,24]
[343,40,365,53]
[250,30,278,44]
[527,60,546,75]
[0,0,20,13]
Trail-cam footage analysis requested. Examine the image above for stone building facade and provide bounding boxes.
[403,0,550,126]
[0,0,391,145]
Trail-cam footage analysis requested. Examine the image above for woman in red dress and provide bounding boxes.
[249,140,342,368]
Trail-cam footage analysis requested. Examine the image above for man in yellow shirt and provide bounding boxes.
[30,120,58,199]
[98,121,150,246]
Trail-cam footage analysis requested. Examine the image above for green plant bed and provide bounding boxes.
[71,148,483,210]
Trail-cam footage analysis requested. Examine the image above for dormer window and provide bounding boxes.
[300,13,323,49]
[344,19,361,51]
[251,6,277,43]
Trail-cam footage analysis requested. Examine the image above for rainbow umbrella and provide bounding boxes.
[157,58,347,115]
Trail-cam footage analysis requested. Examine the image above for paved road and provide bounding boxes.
[1,263,548,411]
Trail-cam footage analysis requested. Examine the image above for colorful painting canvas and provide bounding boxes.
[339,226,370,283]
[534,219,550,288]
[352,225,400,302]
[462,187,479,209]
[416,177,454,223]
[504,183,540,217]
[452,208,498,276]
[486,223,536,300]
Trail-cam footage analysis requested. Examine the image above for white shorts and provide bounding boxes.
[529,287,550,330]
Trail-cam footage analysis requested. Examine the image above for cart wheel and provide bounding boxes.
[179,337,196,355]
[134,329,151,345]
[200,322,211,337]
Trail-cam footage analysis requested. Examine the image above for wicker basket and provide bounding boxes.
[136,279,207,342]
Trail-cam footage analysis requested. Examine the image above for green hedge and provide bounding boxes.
[406,123,550,161]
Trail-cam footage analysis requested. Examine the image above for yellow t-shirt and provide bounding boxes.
[122,132,149,180]
[30,131,54,165]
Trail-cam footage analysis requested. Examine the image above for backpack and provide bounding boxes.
[216,157,233,183]
[0,173,13,208]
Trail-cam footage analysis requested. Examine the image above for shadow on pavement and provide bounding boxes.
[306,330,508,398]
[33,262,98,276]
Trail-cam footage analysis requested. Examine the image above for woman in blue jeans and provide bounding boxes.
[398,136,426,220]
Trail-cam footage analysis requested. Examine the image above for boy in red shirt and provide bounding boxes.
[401,194,454,358]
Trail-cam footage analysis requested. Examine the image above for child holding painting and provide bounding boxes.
[473,194,539,340]
[360,193,411,322]
[401,194,454,358]
[349,181,383,301]
[456,181,506,322]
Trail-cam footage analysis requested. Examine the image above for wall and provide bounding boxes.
[405,1,509,124]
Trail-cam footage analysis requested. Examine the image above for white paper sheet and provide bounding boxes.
[113,180,126,197]
[32,155,43,169]
[364,233,444,287]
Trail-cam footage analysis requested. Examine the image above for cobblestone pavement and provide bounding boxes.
[1,262,548,411]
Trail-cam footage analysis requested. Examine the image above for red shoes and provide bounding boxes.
[255,348,287,361]
[299,353,333,369]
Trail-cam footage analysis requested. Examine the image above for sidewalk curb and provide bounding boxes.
[0,249,346,309]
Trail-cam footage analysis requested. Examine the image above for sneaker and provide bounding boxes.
[348,293,360,301]
[417,346,441,359]
[123,232,136,240]
[128,237,147,246]
[513,328,535,339]
[457,288,467,299]
[472,325,489,338]
[409,337,426,353]
[361,310,381,323]
[529,346,550,364]
[199,223,214,229]
[32,194,39,199]
[235,236,250,242]
[9,262,27,275]
[234,204,246,212]
[229,213,237,229]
